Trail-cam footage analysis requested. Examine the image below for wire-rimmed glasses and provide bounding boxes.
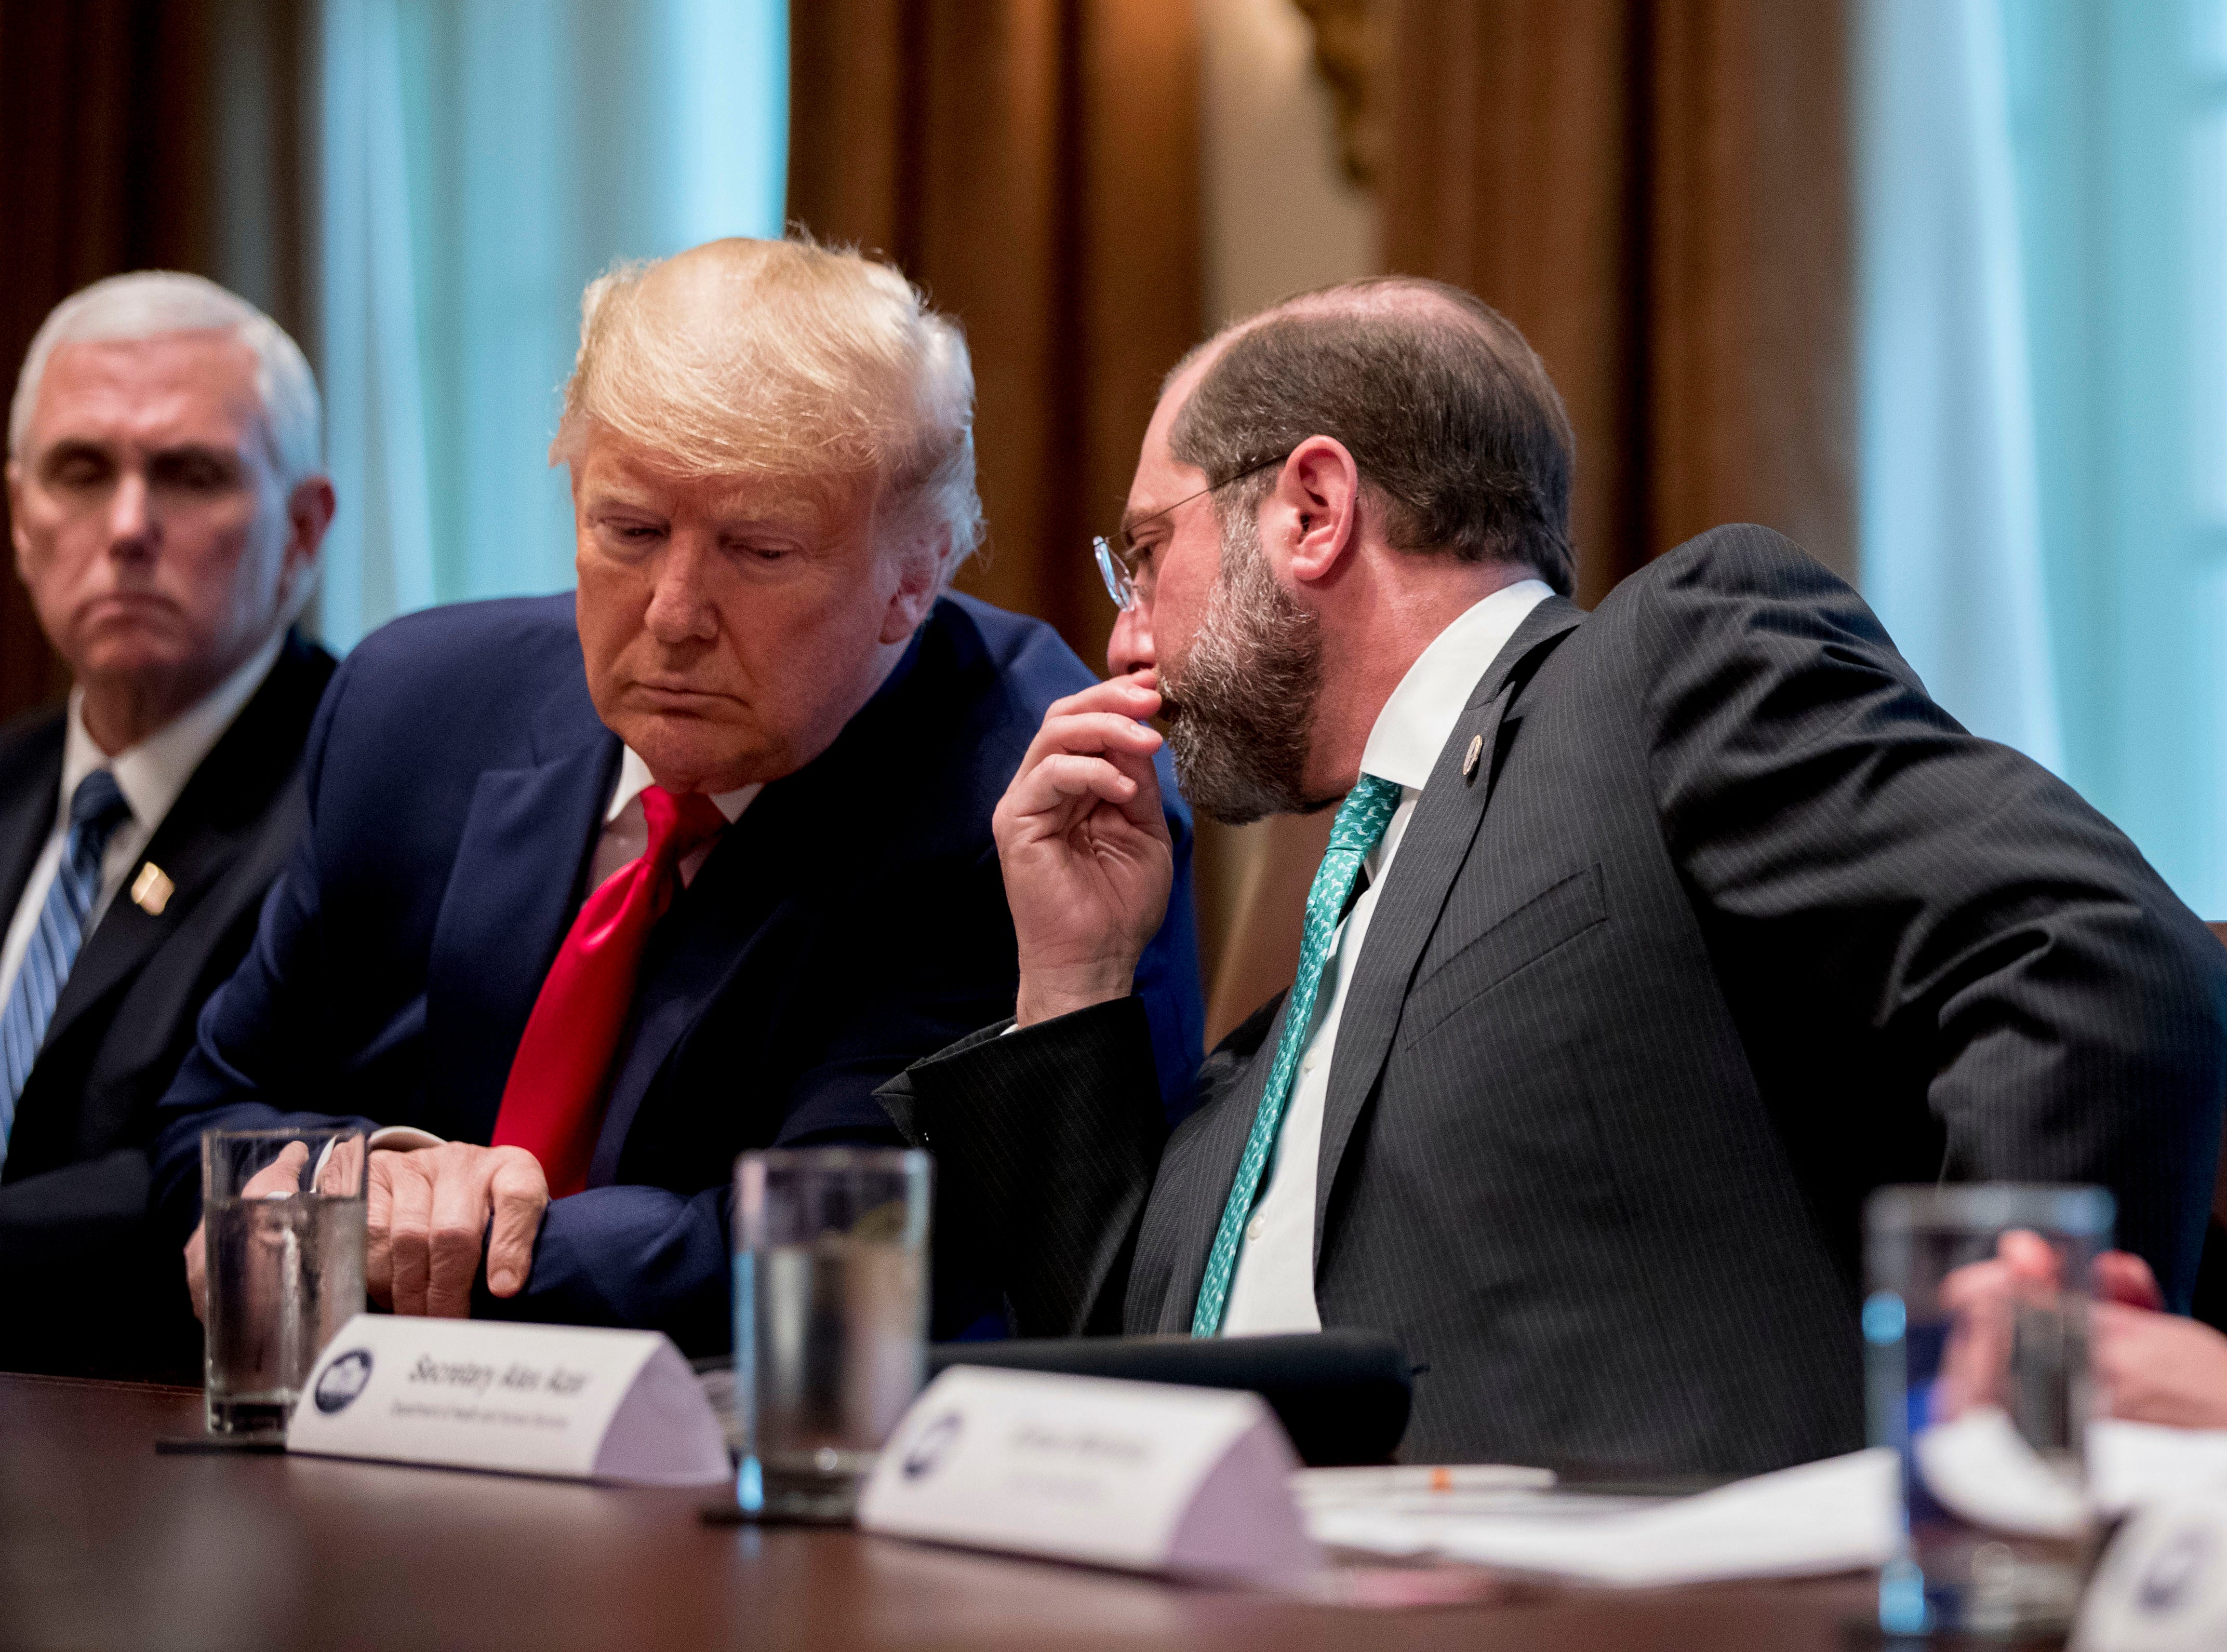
[1091,454,1290,611]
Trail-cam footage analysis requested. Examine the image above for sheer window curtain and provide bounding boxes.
[314,0,787,653]
[1861,0,2227,913]
[1858,0,2061,771]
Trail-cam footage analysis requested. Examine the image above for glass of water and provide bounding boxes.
[734,1147,931,1520]
[201,1126,369,1436]
[1864,1183,2114,1638]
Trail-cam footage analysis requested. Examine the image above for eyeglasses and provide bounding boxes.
[1092,453,1289,611]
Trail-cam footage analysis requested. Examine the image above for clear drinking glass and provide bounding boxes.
[734,1147,932,1519]
[1864,1183,2114,1638]
[201,1126,369,1435]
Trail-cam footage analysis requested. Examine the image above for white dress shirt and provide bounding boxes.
[0,628,289,1014]
[590,746,761,891]
[1219,577,1554,1335]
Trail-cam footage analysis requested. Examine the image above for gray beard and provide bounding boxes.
[1160,505,1325,826]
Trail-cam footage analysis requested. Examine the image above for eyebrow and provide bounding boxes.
[1118,500,1177,543]
[39,438,243,468]
[148,442,245,469]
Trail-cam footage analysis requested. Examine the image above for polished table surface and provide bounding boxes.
[0,1372,1897,1651]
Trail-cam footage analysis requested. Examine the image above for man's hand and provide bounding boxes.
[992,675,1174,1026]
[2094,1301,2227,1428]
[367,1144,549,1318]
[1934,1231,2176,1421]
[1933,1229,2063,1419]
[184,1139,312,1323]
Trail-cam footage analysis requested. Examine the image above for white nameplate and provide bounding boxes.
[2075,1494,2227,1651]
[285,1314,730,1486]
[856,1365,1321,1584]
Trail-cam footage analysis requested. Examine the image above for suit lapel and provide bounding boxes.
[585,784,810,1183]
[0,719,62,924]
[1310,597,1584,1260]
[38,638,335,1063]
[44,814,237,1049]
[423,726,620,1142]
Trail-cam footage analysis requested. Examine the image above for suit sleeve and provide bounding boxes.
[875,997,1168,1337]
[1632,527,2227,1302]
[147,669,382,1243]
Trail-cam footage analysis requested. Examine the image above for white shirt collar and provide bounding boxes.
[60,627,290,836]
[604,745,763,827]
[1357,580,1556,791]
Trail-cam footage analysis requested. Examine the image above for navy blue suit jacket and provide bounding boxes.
[149,592,1203,1351]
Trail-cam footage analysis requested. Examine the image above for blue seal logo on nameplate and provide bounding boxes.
[313,1349,375,1414]
[2137,1523,2213,1616]
[902,1412,964,1480]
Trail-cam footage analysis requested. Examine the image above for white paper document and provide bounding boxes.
[1306,1425,2227,1589]
[285,1314,731,1486]
[1306,1447,1901,1587]
[2089,1421,2227,1516]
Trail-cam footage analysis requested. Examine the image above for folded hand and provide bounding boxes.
[368,1143,548,1318]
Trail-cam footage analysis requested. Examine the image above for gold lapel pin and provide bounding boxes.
[1462,733,1484,784]
[130,862,174,916]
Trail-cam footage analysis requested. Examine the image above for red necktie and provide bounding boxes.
[491,784,729,1196]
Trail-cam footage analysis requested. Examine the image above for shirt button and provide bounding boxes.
[1245,1213,1265,1244]
[1302,1051,1319,1075]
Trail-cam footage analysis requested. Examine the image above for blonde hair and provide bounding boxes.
[10,271,322,487]
[552,236,981,575]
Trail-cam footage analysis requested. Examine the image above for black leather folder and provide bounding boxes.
[927,1329,1412,1467]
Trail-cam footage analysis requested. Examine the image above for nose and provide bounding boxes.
[106,472,155,558]
[1106,598,1155,681]
[643,537,718,646]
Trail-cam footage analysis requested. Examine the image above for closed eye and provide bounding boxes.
[148,449,243,493]
[39,444,113,490]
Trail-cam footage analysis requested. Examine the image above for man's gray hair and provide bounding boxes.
[8,271,323,487]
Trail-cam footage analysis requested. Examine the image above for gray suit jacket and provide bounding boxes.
[880,526,2227,1474]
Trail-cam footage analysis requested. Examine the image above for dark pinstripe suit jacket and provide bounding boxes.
[879,526,2227,1474]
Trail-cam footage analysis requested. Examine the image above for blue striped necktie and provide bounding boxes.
[1191,773,1404,1336]
[0,770,132,1158]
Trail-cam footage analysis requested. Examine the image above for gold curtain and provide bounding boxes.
[788,0,1202,675]
[1380,0,1856,602]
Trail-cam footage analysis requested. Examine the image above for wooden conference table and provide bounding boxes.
[0,1372,1920,1652]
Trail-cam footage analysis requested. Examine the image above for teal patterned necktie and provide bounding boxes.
[1191,773,1405,1336]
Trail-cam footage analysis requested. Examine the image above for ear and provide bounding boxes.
[281,476,338,586]
[1266,436,1361,588]
[6,460,27,580]
[879,523,949,644]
